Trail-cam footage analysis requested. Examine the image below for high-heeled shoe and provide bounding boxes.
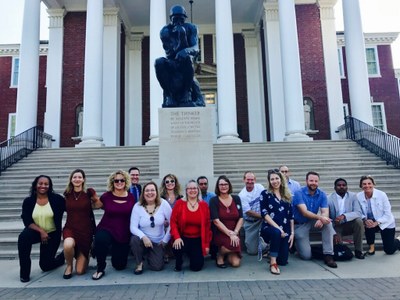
[63,265,72,279]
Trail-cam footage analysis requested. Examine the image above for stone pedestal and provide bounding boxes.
[158,107,214,182]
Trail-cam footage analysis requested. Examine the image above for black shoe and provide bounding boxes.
[355,250,365,259]
[174,266,182,272]
[63,273,72,279]
[324,255,337,268]
[20,277,30,283]
[216,262,227,269]
[364,250,375,256]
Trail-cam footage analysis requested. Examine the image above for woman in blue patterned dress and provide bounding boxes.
[259,169,294,275]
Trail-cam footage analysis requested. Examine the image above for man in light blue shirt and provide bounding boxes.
[197,176,215,205]
[292,171,337,268]
[279,165,301,196]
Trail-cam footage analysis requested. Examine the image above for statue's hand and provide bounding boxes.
[175,49,189,60]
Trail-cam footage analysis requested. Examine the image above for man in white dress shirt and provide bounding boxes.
[327,178,365,259]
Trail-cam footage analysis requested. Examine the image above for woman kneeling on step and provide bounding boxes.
[170,180,212,272]
[130,182,172,274]
[92,170,135,280]
[259,169,294,275]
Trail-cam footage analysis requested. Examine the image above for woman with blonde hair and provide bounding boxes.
[130,182,172,274]
[92,170,135,280]
[160,174,183,207]
[259,169,294,275]
[62,169,101,279]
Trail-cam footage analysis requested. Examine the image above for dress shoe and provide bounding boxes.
[216,262,227,269]
[355,250,365,259]
[324,255,337,268]
[20,277,30,283]
[364,250,375,256]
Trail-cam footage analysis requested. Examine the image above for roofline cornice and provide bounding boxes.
[337,32,399,46]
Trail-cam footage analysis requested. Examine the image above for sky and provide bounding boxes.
[0,0,399,68]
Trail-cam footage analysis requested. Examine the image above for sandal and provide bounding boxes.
[134,263,143,275]
[92,270,105,280]
[270,263,280,275]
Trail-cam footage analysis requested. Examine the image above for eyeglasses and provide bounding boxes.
[165,180,175,184]
[150,216,155,228]
[280,170,289,173]
[114,179,126,183]
[198,182,208,186]
[187,187,198,190]
[218,183,229,186]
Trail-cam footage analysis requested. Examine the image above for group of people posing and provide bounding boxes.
[18,166,400,282]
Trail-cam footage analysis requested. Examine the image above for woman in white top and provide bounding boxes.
[130,182,172,274]
[357,175,400,255]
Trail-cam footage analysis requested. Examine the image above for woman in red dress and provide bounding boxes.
[62,169,101,279]
[209,175,243,268]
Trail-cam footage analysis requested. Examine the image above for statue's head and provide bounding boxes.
[170,5,187,23]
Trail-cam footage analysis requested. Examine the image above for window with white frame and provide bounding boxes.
[366,47,380,77]
[343,103,349,118]
[7,113,16,140]
[371,103,387,131]
[337,47,345,78]
[11,57,20,87]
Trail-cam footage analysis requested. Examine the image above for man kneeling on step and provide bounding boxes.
[328,178,365,259]
[292,171,337,268]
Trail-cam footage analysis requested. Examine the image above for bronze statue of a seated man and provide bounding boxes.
[155,5,205,108]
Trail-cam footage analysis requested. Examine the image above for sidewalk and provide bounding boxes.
[1,251,400,289]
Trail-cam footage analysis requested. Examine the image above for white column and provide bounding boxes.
[125,33,144,146]
[342,0,373,125]
[262,3,286,141]
[146,0,166,146]
[279,0,311,141]
[78,0,104,147]
[318,0,344,140]
[215,0,241,143]
[102,8,120,146]
[15,0,41,135]
[242,29,266,142]
[44,9,65,148]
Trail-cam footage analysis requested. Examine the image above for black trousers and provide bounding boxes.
[173,236,204,272]
[94,229,130,272]
[18,228,63,279]
[365,226,400,255]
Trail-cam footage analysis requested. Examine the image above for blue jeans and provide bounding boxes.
[260,226,289,265]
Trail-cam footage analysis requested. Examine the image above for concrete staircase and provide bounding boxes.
[1,140,399,259]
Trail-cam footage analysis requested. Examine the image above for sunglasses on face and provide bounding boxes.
[150,216,155,228]
[114,179,126,183]
[165,180,175,184]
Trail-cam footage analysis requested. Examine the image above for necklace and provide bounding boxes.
[73,191,82,201]
[145,204,157,215]
[187,200,198,209]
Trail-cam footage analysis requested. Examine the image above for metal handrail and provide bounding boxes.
[340,116,400,168]
[0,126,53,175]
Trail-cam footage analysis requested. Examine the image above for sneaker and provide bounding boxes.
[324,255,337,268]
[258,237,264,261]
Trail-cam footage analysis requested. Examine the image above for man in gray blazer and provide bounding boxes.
[327,178,365,259]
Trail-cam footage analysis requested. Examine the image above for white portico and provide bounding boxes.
[14,0,373,147]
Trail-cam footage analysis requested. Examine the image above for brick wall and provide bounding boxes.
[234,34,249,142]
[341,45,400,137]
[0,57,17,141]
[0,55,47,142]
[296,4,330,139]
[60,12,86,147]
